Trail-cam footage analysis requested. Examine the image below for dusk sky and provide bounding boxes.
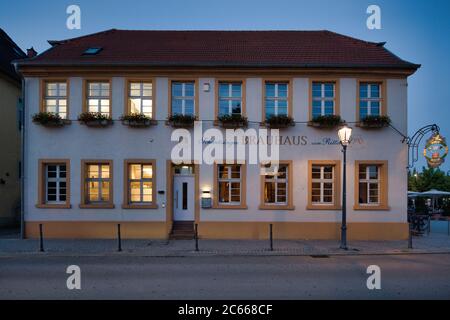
[1,0,449,171]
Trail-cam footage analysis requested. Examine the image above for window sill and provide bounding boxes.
[79,203,115,209]
[259,205,295,211]
[36,203,72,209]
[122,204,158,209]
[212,204,248,210]
[353,205,390,211]
[306,204,342,211]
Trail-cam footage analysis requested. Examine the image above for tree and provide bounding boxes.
[408,167,450,192]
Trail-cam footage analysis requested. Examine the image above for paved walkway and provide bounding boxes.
[1,221,449,257]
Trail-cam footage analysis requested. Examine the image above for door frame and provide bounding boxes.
[166,161,200,234]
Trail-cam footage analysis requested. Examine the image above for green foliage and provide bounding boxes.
[168,114,197,125]
[360,115,391,127]
[78,112,112,123]
[408,167,450,192]
[265,115,294,127]
[217,114,248,126]
[310,115,343,128]
[32,112,63,125]
[120,113,151,122]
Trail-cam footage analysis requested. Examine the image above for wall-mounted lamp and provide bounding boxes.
[201,189,212,208]
[203,83,210,92]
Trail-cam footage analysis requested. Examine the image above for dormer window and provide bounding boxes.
[83,47,102,55]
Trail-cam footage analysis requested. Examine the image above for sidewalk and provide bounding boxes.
[1,233,449,258]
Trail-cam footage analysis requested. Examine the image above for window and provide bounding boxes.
[123,160,157,209]
[218,82,243,116]
[260,161,294,210]
[359,82,383,119]
[355,161,388,210]
[86,81,110,116]
[83,47,102,55]
[311,81,337,118]
[171,81,195,116]
[80,160,113,208]
[128,81,153,118]
[42,81,68,119]
[308,161,341,210]
[37,159,70,208]
[265,82,288,119]
[214,163,247,208]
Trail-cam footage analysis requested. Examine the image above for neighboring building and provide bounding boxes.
[17,29,419,240]
[0,29,25,227]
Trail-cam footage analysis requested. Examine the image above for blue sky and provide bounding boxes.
[1,0,449,171]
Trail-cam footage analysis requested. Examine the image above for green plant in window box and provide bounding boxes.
[78,112,113,127]
[217,114,248,128]
[32,112,71,127]
[166,114,197,128]
[265,115,295,129]
[359,115,391,128]
[120,113,157,127]
[308,115,343,128]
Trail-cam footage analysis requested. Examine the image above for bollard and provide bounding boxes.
[408,222,413,249]
[448,220,450,236]
[39,224,44,252]
[195,223,199,252]
[269,224,273,251]
[117,224,122,252]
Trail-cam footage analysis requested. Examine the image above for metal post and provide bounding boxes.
[195,223,199,252]
[39,224,44,252]
[117,224,122,252]
[427,216,431,235]
[408,222,413,249]
[340,145,348,250]
[269,224,273,251]
[448,220,449,236]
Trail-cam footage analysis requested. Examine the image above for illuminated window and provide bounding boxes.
[218,164,242,204]
[311,165,335,204]
[43,82,67,119]
[128,81,153,118]
[127,163,154,204]
[87,81,110,116]
[85,163,111,204]
[263,164,288,205]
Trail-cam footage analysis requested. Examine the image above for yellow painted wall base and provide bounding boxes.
[25,221,168,239]
[198,222,409,240]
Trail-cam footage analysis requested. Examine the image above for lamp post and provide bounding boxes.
[338,124,352,250]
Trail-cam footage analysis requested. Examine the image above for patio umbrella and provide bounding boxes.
[408,191,420,198]
[418,189,450,212]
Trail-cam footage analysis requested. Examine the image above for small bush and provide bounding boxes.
[78,112,112,123]
[310,115,343,128]
[265,115,294,128]
[217,114,248,127]
[360,115,391,127]
[32,112,64,125]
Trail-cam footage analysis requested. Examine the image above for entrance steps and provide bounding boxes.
[170,221,195,240]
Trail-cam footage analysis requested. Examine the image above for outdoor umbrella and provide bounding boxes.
[418,189,450,212]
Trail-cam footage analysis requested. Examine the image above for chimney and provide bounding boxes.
[27,47,37,58]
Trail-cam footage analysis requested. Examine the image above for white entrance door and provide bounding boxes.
[173,175,195,221]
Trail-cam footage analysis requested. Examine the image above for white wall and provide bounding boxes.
[24,76,408,224]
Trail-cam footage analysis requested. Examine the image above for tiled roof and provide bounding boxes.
[17,29,419,71]
[0,28,26,82]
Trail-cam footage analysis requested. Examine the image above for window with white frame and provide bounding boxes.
[171,81,195,116]
[312,82,335,118]
[218,82,242,116]
[359,82,381,119]
[44,82,67,119]
[311,165,334,204]
[128,163,153,204]
[85,163,111,203]
[129,82,153,118]
[45,164,67,203]
[87,82,110,116]
[263,164,288,205]
[358,164,380,205]
[265,82,288,118]
[218,164,242,204]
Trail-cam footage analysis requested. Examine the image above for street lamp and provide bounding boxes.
[338,124,352,250]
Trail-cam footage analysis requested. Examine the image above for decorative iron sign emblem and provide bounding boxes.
[423,133,448,168]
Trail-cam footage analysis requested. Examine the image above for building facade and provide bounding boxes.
[17,30,419,240]
[0,29,25,227]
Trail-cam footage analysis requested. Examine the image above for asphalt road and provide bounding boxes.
[1,254,449,299]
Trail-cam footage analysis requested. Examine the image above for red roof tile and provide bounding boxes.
[17,29,419,71]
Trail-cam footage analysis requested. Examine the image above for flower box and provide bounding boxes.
[216,114,248,129]
[308,115,344,129]
[32,112,71,127]
[78,112,113,127]
[359,115,391,129]
[264,115,295,129]
[166,114,197,128]
[120,113,157,128]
